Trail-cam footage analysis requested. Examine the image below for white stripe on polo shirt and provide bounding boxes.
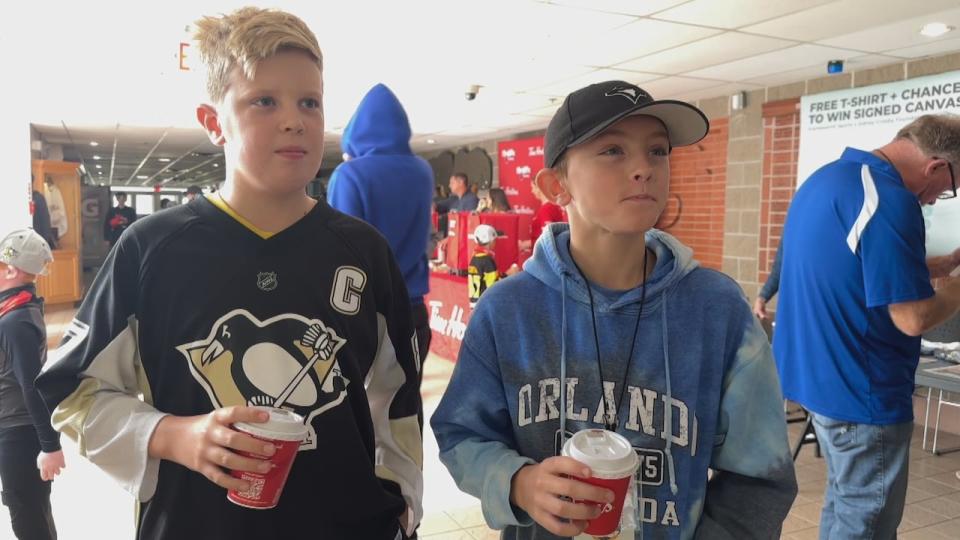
[846,164,879,254]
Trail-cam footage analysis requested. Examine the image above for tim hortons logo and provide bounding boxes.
[428,300,466,340]
[501,148,516,161]
[528,146,544,157]
[516,165,532,178]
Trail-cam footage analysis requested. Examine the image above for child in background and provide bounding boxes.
[467,224,500,308]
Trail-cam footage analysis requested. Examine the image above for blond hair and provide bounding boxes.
[895,114,960,165]
[194,7,323,103]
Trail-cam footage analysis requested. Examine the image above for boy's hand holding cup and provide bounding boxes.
[150,405,306,509]
[511,455,612,537]
[561,429,639,538]
[511,429,637,538]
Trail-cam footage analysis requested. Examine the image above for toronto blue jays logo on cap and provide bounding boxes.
[604,85,649,104]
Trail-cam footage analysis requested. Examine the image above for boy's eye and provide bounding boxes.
[252,97,276,107]
[651,147,670,157]
[301,98,321,109]
[599,146,624,156]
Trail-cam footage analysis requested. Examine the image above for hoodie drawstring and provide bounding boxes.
[661,291,679,496]
[559,274,568,452]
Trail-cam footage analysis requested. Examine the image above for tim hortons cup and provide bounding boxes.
[561,429,639,538]
[227,407,308,509]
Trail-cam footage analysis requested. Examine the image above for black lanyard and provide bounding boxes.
[569,242,649,432]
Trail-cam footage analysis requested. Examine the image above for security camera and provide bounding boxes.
[465,84,480,101]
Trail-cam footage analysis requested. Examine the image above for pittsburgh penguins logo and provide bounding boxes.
[604,85,648,104]
[176,309,348,450]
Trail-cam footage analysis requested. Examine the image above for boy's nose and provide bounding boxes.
[283,121,305,134]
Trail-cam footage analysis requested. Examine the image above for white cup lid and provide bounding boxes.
[561,429,639,479]
[233,406,308,442]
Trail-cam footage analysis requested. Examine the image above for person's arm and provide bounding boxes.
[889,277,960,336]
[326,167,367,219]
[757,242,783,302]
[5,320,61,453]
[695,316,797,539]
[35,238,270,500]
[366,243,424,536]
[927,248,960,279]
[754,243,783,320]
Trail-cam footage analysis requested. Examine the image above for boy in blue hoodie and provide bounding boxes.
[431,81,797,539]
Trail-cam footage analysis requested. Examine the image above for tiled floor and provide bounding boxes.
[2,305,959,539]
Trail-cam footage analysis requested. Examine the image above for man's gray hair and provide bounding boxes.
[895,114,960,165]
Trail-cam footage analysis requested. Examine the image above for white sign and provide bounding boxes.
[799,71,960,257]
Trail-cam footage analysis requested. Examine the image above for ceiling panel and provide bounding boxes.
[819,7,960,52]
[653,0,835,29]
[885,36,960,59]
[640,76,729,99]
[741,0,959,42]
[526,68,662,97]
[541,18,722,68]
[617,32,796,75]
[545,0,691,17]
[685,43,863,82]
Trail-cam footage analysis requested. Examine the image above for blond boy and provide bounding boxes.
[37,8,422,539]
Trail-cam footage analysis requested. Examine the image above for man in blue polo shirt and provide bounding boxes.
[774,114,960,540]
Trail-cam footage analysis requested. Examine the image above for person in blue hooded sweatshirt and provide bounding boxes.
[431,81,797,540]
[328,83,434,393]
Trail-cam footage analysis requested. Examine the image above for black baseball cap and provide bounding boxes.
[545,80,710,168]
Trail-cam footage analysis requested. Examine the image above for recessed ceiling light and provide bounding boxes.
[93,155,101,160]
[158,157,171,162]
[213,163,219,167]
[95,164,102,169]
[920,22,954,37]
[89,141,99,146]
[137,175,148,179]
[427,139,436,144]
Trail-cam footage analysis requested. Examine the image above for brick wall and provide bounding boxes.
[759,99,801,298]
[659,117,729,270]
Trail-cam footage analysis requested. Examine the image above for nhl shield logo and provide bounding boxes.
[257,272,278,291]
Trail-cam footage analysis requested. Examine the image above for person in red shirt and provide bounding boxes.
[529,180,566,242]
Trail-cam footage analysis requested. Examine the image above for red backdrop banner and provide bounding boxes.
[425,273,472,361]
[497,136,545,215]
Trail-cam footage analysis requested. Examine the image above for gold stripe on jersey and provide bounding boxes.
[208,192,275,239]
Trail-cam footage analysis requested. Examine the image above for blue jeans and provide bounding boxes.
[811,413,912,540]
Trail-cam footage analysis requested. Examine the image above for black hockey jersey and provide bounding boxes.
[37,197,422,540]
[467,250,498,308]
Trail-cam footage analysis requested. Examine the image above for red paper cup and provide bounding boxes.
[227,407,308,510]
[561,429,639,537]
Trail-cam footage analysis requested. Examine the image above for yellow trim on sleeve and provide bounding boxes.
[208,193,275,239]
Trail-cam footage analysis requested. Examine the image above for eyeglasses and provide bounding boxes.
[938,160,957,200]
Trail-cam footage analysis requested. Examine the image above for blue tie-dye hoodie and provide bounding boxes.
[431,224,796,539]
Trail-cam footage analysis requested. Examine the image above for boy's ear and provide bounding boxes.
[196,104,225,146]
[534,168,571,206]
